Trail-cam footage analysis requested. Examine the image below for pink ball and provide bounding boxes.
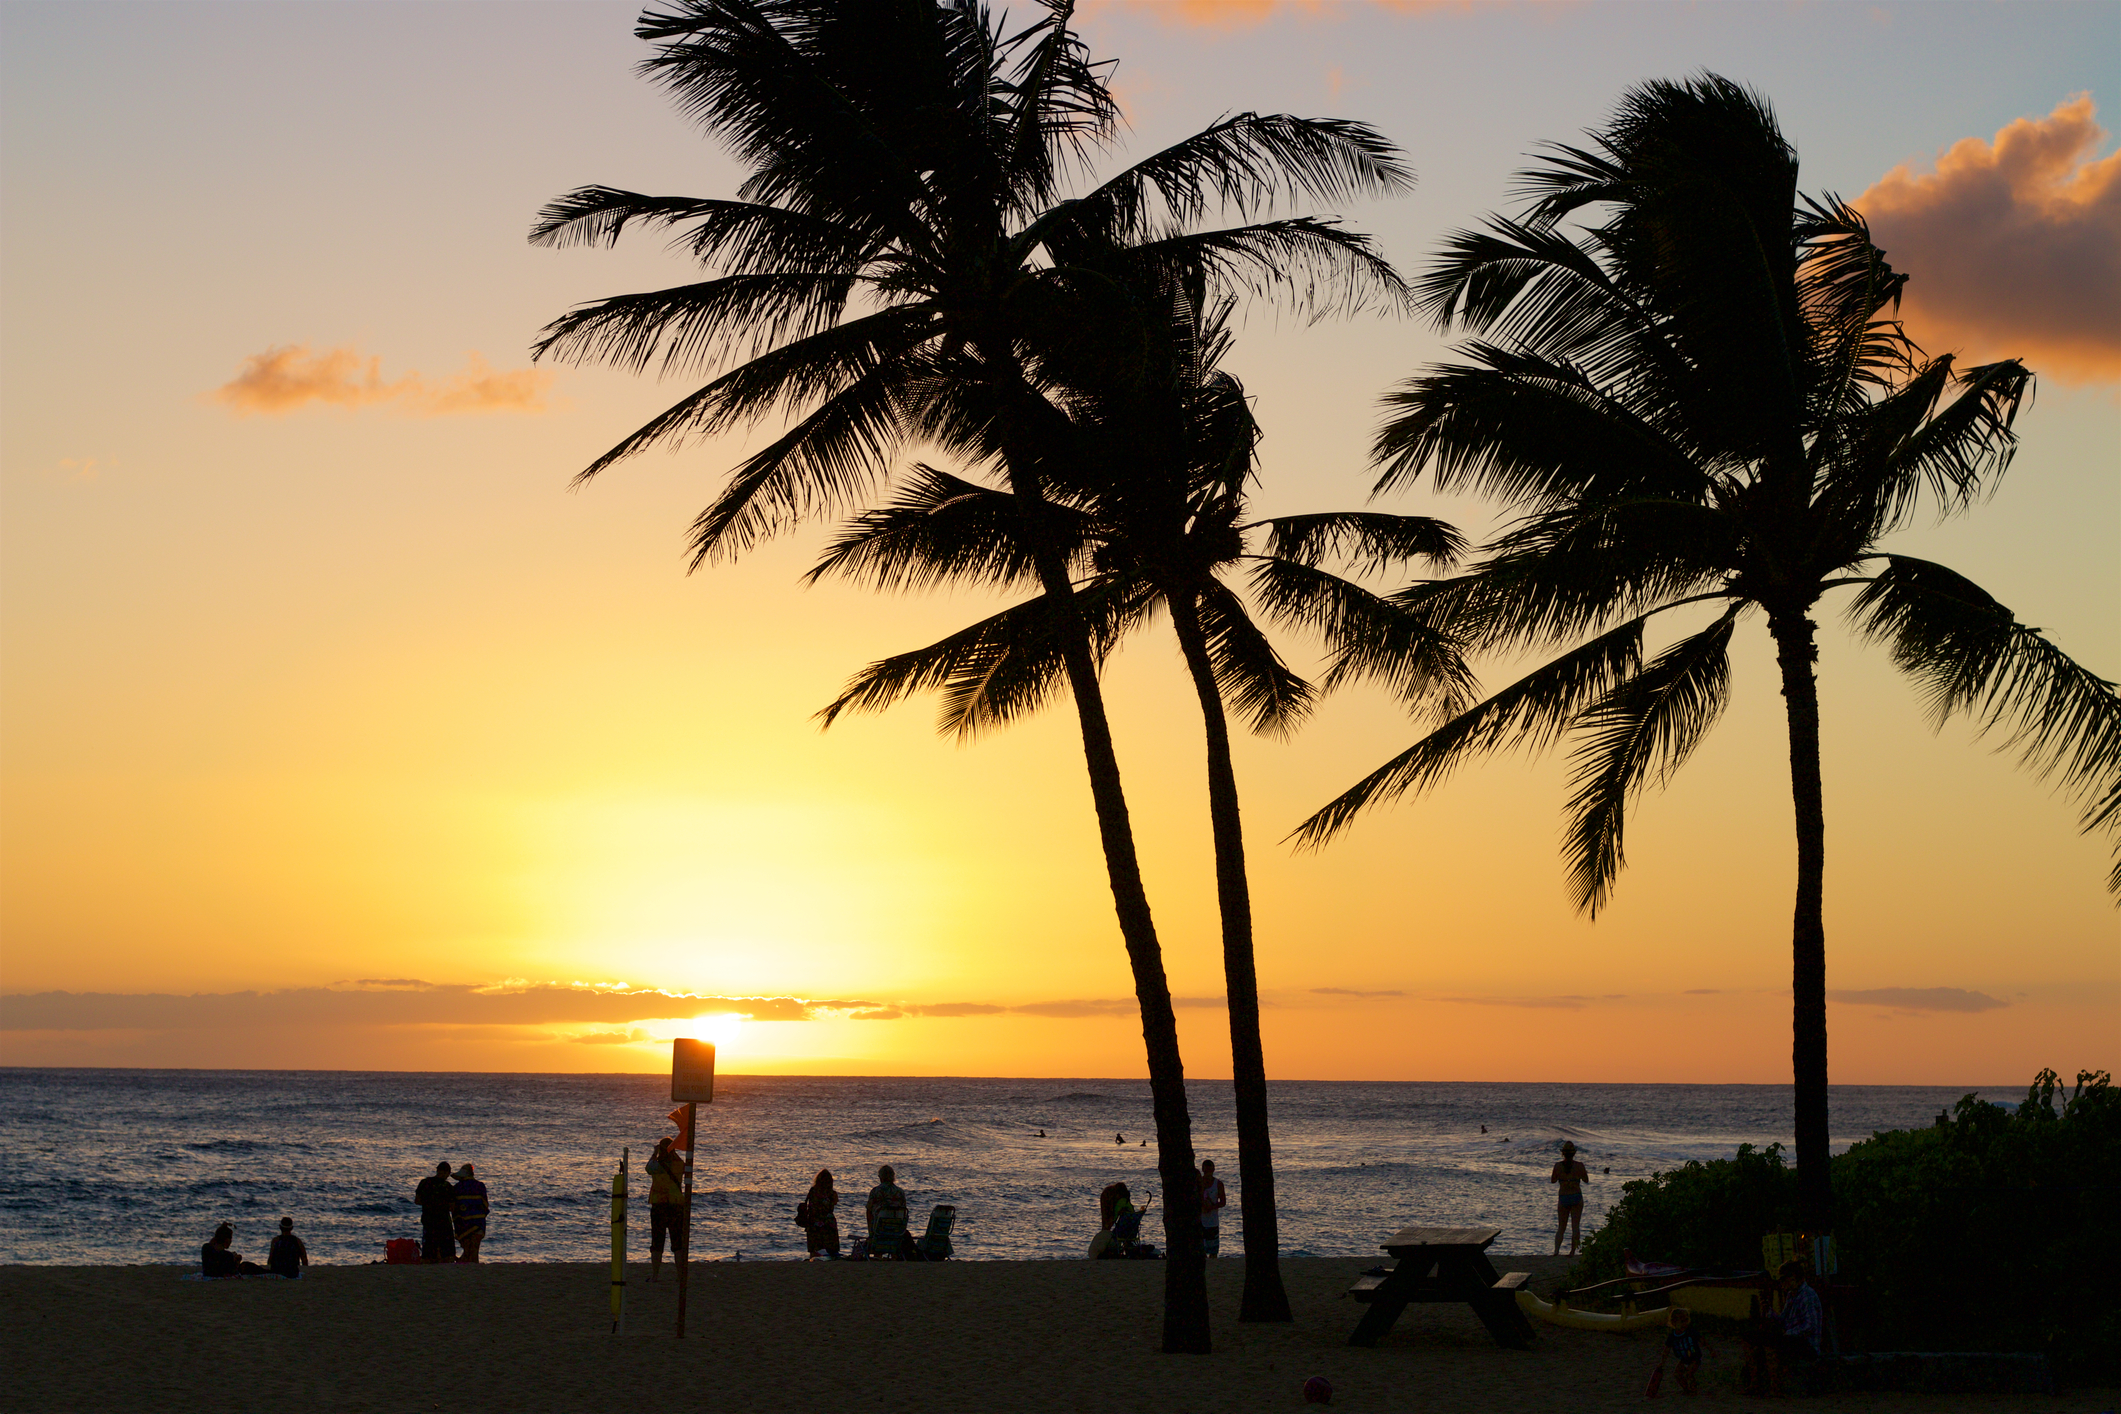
[1302,1375,1333,1405]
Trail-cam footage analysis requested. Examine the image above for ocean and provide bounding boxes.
[0,1070,2008,1267]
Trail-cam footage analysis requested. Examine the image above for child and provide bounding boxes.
[1660,1306,1705,1395]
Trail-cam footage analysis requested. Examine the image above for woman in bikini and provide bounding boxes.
[1550,1140,1589,1257]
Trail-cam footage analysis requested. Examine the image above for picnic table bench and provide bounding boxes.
[1345,1225,1536,1349]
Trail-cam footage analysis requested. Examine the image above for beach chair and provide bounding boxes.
[869,1209,909,1260]
[915,1204,956,1260]
[1107,1206,1146,1257]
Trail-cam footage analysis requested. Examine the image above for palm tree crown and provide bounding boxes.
[1297,75,2120,1230]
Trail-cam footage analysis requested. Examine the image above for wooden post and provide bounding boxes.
[676,1099,697,1337]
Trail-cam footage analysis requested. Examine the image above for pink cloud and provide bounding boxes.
[212,344,553,416]
[1856,95,2121,384]
[1084,0,1473,30]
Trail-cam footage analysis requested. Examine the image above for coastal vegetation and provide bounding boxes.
[1575,1068,2120,1378]
[1294,76,2121,1231]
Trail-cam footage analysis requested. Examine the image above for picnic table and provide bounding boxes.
[1345,1226,1536,1349]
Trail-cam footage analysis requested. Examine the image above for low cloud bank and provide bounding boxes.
[1826,987,2008,1014]
[212,344,553,415]
[1857,95,2121,384]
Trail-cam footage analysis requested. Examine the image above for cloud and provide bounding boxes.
[1683,989,1721,995]
[1100,0,1476,28]
[1010,998,1138,1019]
[1856,96,2121,383]
[904,1002,1010,1018]
[1826,987,2008,1014]
[571,1028,654,1045]
[0,983,841,1031]
[1312,987,1406,998]
[211,344,553,416]
[1434,993,1625,1010]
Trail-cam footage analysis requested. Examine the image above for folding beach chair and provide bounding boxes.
[869,1208,909,1260]
[915,1204,956,1260]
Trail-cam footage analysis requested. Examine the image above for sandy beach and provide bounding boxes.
[3,1255,2105,1414]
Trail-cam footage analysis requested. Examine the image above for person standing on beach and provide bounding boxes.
[452,1163,489,1263]
[803,1170,840,1258]
[414,1161,456,1264]
[1550,1141,1589,1257]
[646,1137,687,1280]
[1198,1160,1227,1257]
[865,1166,908,1259]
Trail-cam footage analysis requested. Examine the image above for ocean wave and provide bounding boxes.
[1047,1093,1108,1103]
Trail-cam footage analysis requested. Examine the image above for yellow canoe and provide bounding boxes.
[1515,1290,1668,1331]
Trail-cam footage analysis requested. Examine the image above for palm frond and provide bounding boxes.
[1083,218,1414,322]
[1373,343,1711,504]
[527,187,870,276]
[1288,614,1650,849]
[1562,606,1740,915]
[1192,581,1316,738]
[1260,512,1465,575]
[1849,557,2121,891]
[1248,558,1475,716]
[531,272,862,379]
[806,463,1069,593]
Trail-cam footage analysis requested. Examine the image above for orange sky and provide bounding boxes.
[2,1,2114,1083]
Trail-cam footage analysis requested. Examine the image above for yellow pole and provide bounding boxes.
[610,1148,628,1335]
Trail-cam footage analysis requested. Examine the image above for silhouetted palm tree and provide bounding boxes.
[1294,76,2120,1232]
[528,0,1411,1347]
[810,288,1465,1319]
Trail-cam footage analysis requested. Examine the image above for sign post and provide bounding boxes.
[610,1147,628,1335]
[670,1039,715,1339]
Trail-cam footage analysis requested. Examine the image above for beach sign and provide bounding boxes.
[671,1038,716,1104]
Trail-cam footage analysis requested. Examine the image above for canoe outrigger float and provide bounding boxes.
[1518,1251,1777,1330]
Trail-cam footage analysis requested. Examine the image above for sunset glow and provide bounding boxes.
[1,0,2113,1085]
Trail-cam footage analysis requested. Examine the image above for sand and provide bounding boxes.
[2,1256,2106,1413]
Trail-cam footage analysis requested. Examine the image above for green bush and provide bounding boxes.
[1572,1069,2119,1380]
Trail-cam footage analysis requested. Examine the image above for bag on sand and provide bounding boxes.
[385,1238,421,1265]
[795,1200,812,1229]
[1645,1363,1664,1398]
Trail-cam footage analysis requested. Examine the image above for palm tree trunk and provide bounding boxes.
[983,364,1209,1353]
[1168,590,1292,1322]
[1768,611,1832,1233]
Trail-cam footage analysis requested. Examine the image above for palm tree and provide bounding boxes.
[1294,76,2121,1232]
[527,0,1412,1348]
[809,288,1466,1320]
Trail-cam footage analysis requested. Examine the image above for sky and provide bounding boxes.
[2,0,2115,1084]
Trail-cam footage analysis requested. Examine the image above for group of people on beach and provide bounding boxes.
[200,1219,308,1279]
[412,1161,490,1263]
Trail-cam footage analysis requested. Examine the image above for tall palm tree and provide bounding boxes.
[527,0,1412,1348]
[1294,76,2121,1232]
[809,288,1466,1320]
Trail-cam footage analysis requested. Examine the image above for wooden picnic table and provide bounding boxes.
[1345,1225,1537,1349]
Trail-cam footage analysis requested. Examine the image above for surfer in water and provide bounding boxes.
[1550,1140,1589,1256]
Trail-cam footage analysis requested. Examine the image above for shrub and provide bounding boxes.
[1571,1069,2119,1380]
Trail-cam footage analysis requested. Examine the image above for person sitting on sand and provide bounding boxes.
[866,1166,909,1259]
[201,1223,267,1277]
[803,1170,840,1258]
[1550,1141,1589,1257]
[267,1217,308,1279]
[452,1164,489,1263]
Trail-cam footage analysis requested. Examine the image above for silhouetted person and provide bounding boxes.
[646,1137,687,1280]
[1198,1160,1227,1257]
[803,1169,840,1258]
[1767,1260,1823,1393]
[202,1223,266,1277]
[415,1161,456,1263]
[267,1217,308,1278]
[1550,1140,1588,1256]
[1114,1132,1124,1145]
[452,1163,489,1262]
[866,1165,908,1259]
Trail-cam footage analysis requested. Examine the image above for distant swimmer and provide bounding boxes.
[1036,1129,1046,1138]
[1114,1133,1125,1145]
[1480,1125,1488,1134]
[1140,1139,1145,1147]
